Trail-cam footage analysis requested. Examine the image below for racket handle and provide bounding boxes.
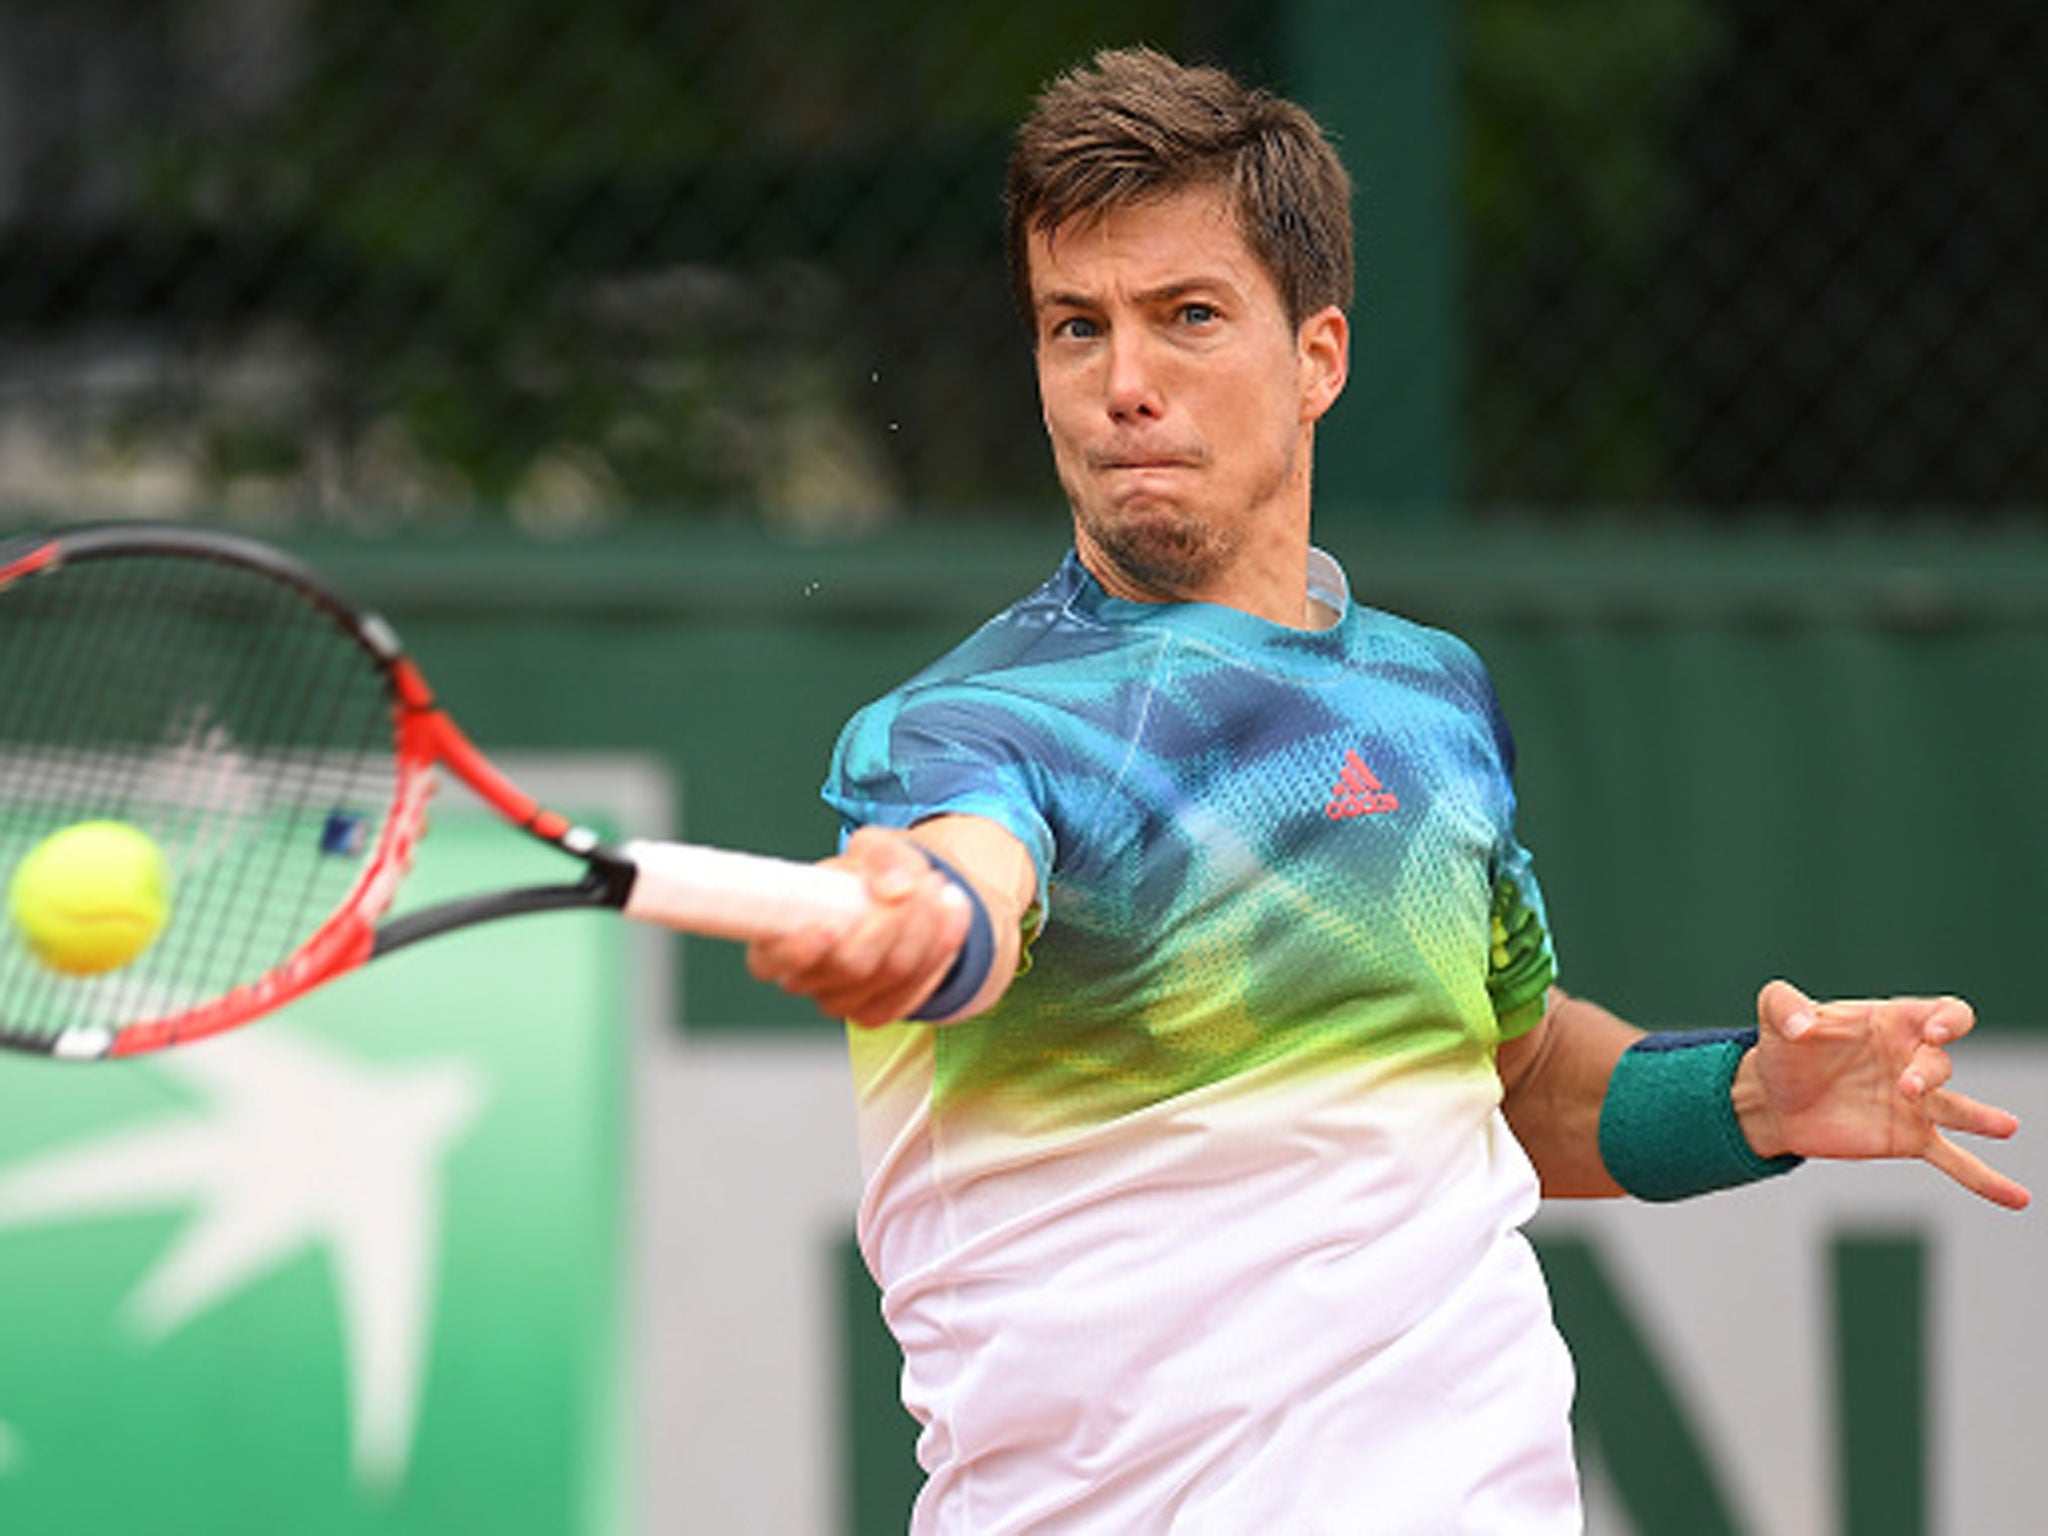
[620,839,869,941]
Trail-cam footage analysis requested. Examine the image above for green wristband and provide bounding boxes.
[1597,1027,1804,1202]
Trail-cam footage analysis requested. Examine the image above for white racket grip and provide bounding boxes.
[619,839,870,941]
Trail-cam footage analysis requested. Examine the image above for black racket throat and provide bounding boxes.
[369,850,637,960]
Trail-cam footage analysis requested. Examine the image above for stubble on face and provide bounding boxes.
[1071,473,1230,599]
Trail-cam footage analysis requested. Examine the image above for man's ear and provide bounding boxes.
[1297,305,1349,424]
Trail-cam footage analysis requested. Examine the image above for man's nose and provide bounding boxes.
[1104,332,1165,421]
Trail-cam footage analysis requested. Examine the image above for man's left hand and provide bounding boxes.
[1734,980,2031,1210]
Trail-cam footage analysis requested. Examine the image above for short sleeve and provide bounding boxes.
[1466,653,1556,1040]
[823,688,1056,912]
[1487,828,1557,1040]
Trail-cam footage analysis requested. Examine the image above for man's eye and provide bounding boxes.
[1179,303,1218,326]
[1052,316,1100,341]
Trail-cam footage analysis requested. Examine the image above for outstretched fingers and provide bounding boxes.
[1927,1085,2022,1142]
[1923,1127,2032,1211]
[1920,1085,2029,1209]
[1757,980,2032,1210]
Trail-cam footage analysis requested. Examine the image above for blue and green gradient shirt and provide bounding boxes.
[825,548,1580,1532]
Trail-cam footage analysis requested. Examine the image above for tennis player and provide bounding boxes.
[748,46,2030,1533]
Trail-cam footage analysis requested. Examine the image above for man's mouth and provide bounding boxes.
[1092,451,1201,472]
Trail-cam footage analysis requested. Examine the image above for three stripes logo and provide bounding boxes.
[1326,749,1399,819]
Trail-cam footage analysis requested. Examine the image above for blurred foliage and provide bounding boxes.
[123,0,1192,529]
[1462,0,1727,507]
[2,0,2044,527]
[1462,0,2048,514]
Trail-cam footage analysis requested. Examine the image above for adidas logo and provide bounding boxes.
[1326,749,1400,819]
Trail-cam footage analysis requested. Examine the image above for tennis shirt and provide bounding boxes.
[825,548,1582,1533]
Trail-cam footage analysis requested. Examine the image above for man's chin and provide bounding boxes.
[1078,512,1224,599]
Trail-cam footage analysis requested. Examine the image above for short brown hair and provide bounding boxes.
[1004,46,1354,330]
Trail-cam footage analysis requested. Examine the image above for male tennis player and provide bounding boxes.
[748,46,2030,1533]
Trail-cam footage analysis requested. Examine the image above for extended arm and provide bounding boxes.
[1499,981,2030,1210]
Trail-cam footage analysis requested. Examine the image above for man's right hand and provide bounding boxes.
[745,819,1032,1027]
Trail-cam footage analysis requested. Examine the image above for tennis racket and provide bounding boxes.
[0,522,926,1060]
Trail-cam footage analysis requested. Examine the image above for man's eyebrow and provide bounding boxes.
[1034,276,1242,312]
[1034,289,1094,314]
[1138,277,1239,304]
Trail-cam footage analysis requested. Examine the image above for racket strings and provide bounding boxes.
[164,573,379,1003]
[0,567,115,1032]
[0,554,194,1032]
[0,550,399,1049]
[131,564,284,1013]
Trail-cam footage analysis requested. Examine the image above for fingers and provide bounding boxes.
[1898,1041,1956,1100]
[1919,1080,2028,1209]
[1914,994,1976,1045]
[1923,1130,2034,1211]
[1756,978,1818,1041]
[842,824,943,901]
[746,830,973,1027]
[1926,1086,2022,1142]
[749,901,964,1026]
[1781,990,1980,1102]
[816,877,971,1026]
[1883,997,1977,1100]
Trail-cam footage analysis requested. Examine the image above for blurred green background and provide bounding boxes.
[4,5,2047,1534]
[7,0,2047,530]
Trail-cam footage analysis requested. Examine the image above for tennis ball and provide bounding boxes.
[8,820,170,976]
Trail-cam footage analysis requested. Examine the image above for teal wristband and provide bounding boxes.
[1597,1027,1804,1202]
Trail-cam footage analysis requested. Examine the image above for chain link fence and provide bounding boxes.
[1,0,2044,531]
[1467,0,2048,516]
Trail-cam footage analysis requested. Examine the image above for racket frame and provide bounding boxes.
[0,524,643,1058]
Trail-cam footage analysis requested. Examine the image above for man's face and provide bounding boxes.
[1027,184,1346,609]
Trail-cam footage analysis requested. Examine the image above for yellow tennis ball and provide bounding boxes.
[8,820,170,976]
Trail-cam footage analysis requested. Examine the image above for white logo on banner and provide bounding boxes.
[0,1030,487,1488]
